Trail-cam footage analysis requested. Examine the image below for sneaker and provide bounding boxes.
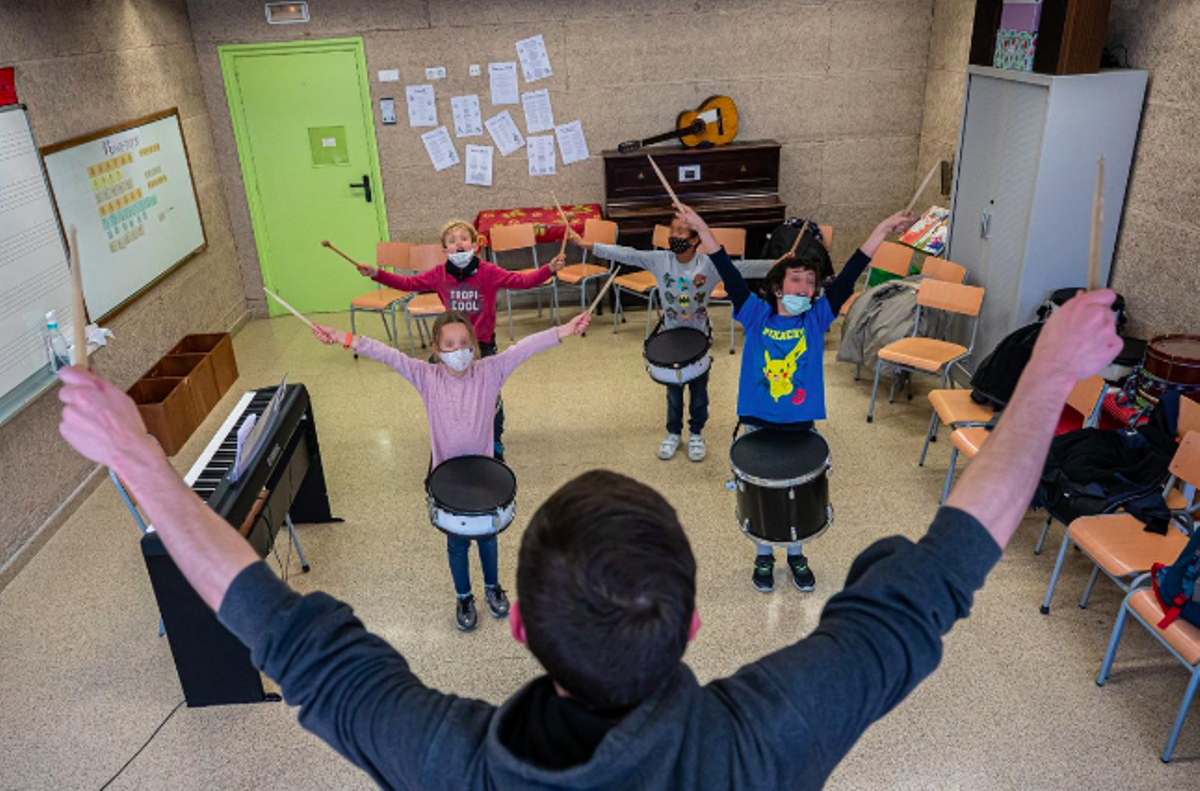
[658,433,682,460]
[687,434,706,462]
[789,556,816,592]
[455,595,478,632]
[752,557,775,593]
[484,585,510,618]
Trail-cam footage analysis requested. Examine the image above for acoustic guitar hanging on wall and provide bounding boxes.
[618,95,739,154]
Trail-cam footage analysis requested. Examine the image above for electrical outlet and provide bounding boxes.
[425,66,446,80]
[469,64,481,77]
[679,165,701,183]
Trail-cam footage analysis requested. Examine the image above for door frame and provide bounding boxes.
[218,37,389,302]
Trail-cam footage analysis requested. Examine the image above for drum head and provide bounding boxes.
[427,456,516,514]
[645,328,710,367]
[731,430,829,482]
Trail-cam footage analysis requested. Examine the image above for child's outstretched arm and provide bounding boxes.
[489,254,565,290]
[824,211,915,315]
[484,312,590,385]
[568,228,659,272]
[677,204,752,311]
[311,323,425,387]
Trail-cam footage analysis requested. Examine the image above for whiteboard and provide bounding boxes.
[42,108,206,322]
[0,105,75,417]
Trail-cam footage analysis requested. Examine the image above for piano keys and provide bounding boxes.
[140,383,336,707]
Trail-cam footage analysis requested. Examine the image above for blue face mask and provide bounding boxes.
[781,294,812,316]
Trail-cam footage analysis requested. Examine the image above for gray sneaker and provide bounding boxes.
[456,594,478,632]
[485,585,510,618]
[658,433,682,460]
[687,434,706,462]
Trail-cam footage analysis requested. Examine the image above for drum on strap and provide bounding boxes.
[730,429,833,545]
[643,326,712,385]
[1136,334,1200,404]
[426,456,517,539]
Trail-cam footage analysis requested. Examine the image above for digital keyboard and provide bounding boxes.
[140,383,336,707]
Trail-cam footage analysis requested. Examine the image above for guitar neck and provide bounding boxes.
[619,120,705,154]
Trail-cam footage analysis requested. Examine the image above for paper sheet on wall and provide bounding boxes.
[406,84,437,127]
[451,94,483,138]
[485,111,525,157]
[515,34,553,83]
[522,89,555,134]
[421,126,460,171]
[554,120,590,166]
[527,135,556,177]
[488,62,519,105]
[465,145,494,187]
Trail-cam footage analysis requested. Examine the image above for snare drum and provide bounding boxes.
[426,456,517,539]
[730,429,832,545]
[644,327,712,385]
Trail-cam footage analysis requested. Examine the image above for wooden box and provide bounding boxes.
[148,353,219,419]
[128,377,200,457]
[172,333,238,396]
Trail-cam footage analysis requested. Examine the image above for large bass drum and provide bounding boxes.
[425,456,517,539]
[730,429,833,545]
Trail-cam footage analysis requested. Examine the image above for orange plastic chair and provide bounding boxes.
[708,227,747,354]
[921,257,967,284]
[491,223,558,340]
[613,224,670,337]
[557,218,618,316]
[839,241,913,318]
[350,241,412,350]
[399,243,447,354]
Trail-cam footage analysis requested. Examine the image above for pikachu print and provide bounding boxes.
[763,336,807,402]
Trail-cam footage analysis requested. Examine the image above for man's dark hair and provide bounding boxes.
[517,470,697,712]
[763,241,833,302]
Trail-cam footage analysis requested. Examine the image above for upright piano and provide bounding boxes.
[602,139,787,252]
[140,383,335,707]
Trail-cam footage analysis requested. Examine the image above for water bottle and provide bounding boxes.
[45,311,71,371]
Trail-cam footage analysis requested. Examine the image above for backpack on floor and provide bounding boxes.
[970,323,1043,408]
[1151,530,1200,628]
[1036,288,1128,332]
[760,220,833,281]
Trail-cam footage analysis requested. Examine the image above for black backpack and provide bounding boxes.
[1037,288,1128,332]
[970,323,1043,408]
[760,220,834,281]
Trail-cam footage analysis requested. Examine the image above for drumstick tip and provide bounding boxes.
[320,239,331,247]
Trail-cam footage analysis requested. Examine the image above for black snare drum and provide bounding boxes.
[730,429,832,545]
[426,456,517,539]
[644,327,712,385]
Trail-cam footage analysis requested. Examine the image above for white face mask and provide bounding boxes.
[438,347,474,372]
[447,249,475,268]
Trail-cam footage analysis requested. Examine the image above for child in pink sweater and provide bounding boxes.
[312,309,590,632]
[355,220,566,459]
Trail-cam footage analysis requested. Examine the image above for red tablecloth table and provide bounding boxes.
[474,204,603,250]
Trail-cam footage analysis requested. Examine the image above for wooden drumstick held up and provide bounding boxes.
[320,239,362,268]
[905,161,941,215]
[586,268,621,317]
[646,155,683,211]
[67,225,88,368]
[552,192,572,257]
[264,287,315,329]
[787,219,813,257]
[1087,156,1105,291]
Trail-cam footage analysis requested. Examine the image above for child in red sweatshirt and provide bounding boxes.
[356,220,565,458]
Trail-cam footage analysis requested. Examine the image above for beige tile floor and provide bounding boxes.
[0,306,1196,790]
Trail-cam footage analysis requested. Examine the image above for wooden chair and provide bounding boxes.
[838,241,912,318]
[613,224,669,337]
[1098,583,1200,763]
[817,224,834,252]
[709,227,747,354]
[350,242,412,351]
[867,279,985,423]
[557,218,617,315]
[491,223,558,341]
[400,244,447,354]
[921,257,967,284]
[1042,431,1200,617]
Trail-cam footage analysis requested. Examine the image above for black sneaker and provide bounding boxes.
[752,557,775,593]
[484,585,510,618]
[789,556,816,592]
[456,595,478,632]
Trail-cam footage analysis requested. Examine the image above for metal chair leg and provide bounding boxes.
[613,288,622,333]
[1096,598,1130,686]
[919,409,940,466]
[941,448,958,504]
[379,311,394,345]
[643,291,655,339]
[351,308,359,357]
[404,310,415,355]
[1079,565,1101,609]
[867,360,883,422]
[1041,530,1073,614]
[854,363,861,381]
[1034,515,1054,555]
[285,514,311,574]
[1163,669,1200,762]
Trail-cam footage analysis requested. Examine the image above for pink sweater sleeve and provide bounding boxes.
[486,262,553,290]
[478,327,561,386]
[373,266,443,293]
[354,336,429,389]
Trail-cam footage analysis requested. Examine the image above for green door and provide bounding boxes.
[220,38,388,315]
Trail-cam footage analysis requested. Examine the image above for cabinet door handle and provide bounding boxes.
[980,211,991,239]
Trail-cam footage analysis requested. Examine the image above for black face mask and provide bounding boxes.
[668,236,694,255]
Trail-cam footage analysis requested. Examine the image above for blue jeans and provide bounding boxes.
[447,535,499,597]
[666,371,710,435]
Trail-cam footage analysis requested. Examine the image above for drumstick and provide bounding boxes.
[646,155,683,210]
[787,219,812,257]
[905,161,941,215]
[586,268,621,317]
[552,192,572,258]
[320,239,362,268]
[263,287,315,329]
[68,225,88,368]
[1087,156,1104,291]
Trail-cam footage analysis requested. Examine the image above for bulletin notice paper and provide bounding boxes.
[554,120,589,166]
[485,111,525,157]
[421,127,460,172]
[465,145,494,187]
[406,85,437,128]
[488,62,519,105]
[516,34,553,83]
[451,94,483,138]
[522,89,555,134]
[527,134,556,177]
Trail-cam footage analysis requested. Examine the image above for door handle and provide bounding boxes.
[980,210,991,239]
[349,174,373,203]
